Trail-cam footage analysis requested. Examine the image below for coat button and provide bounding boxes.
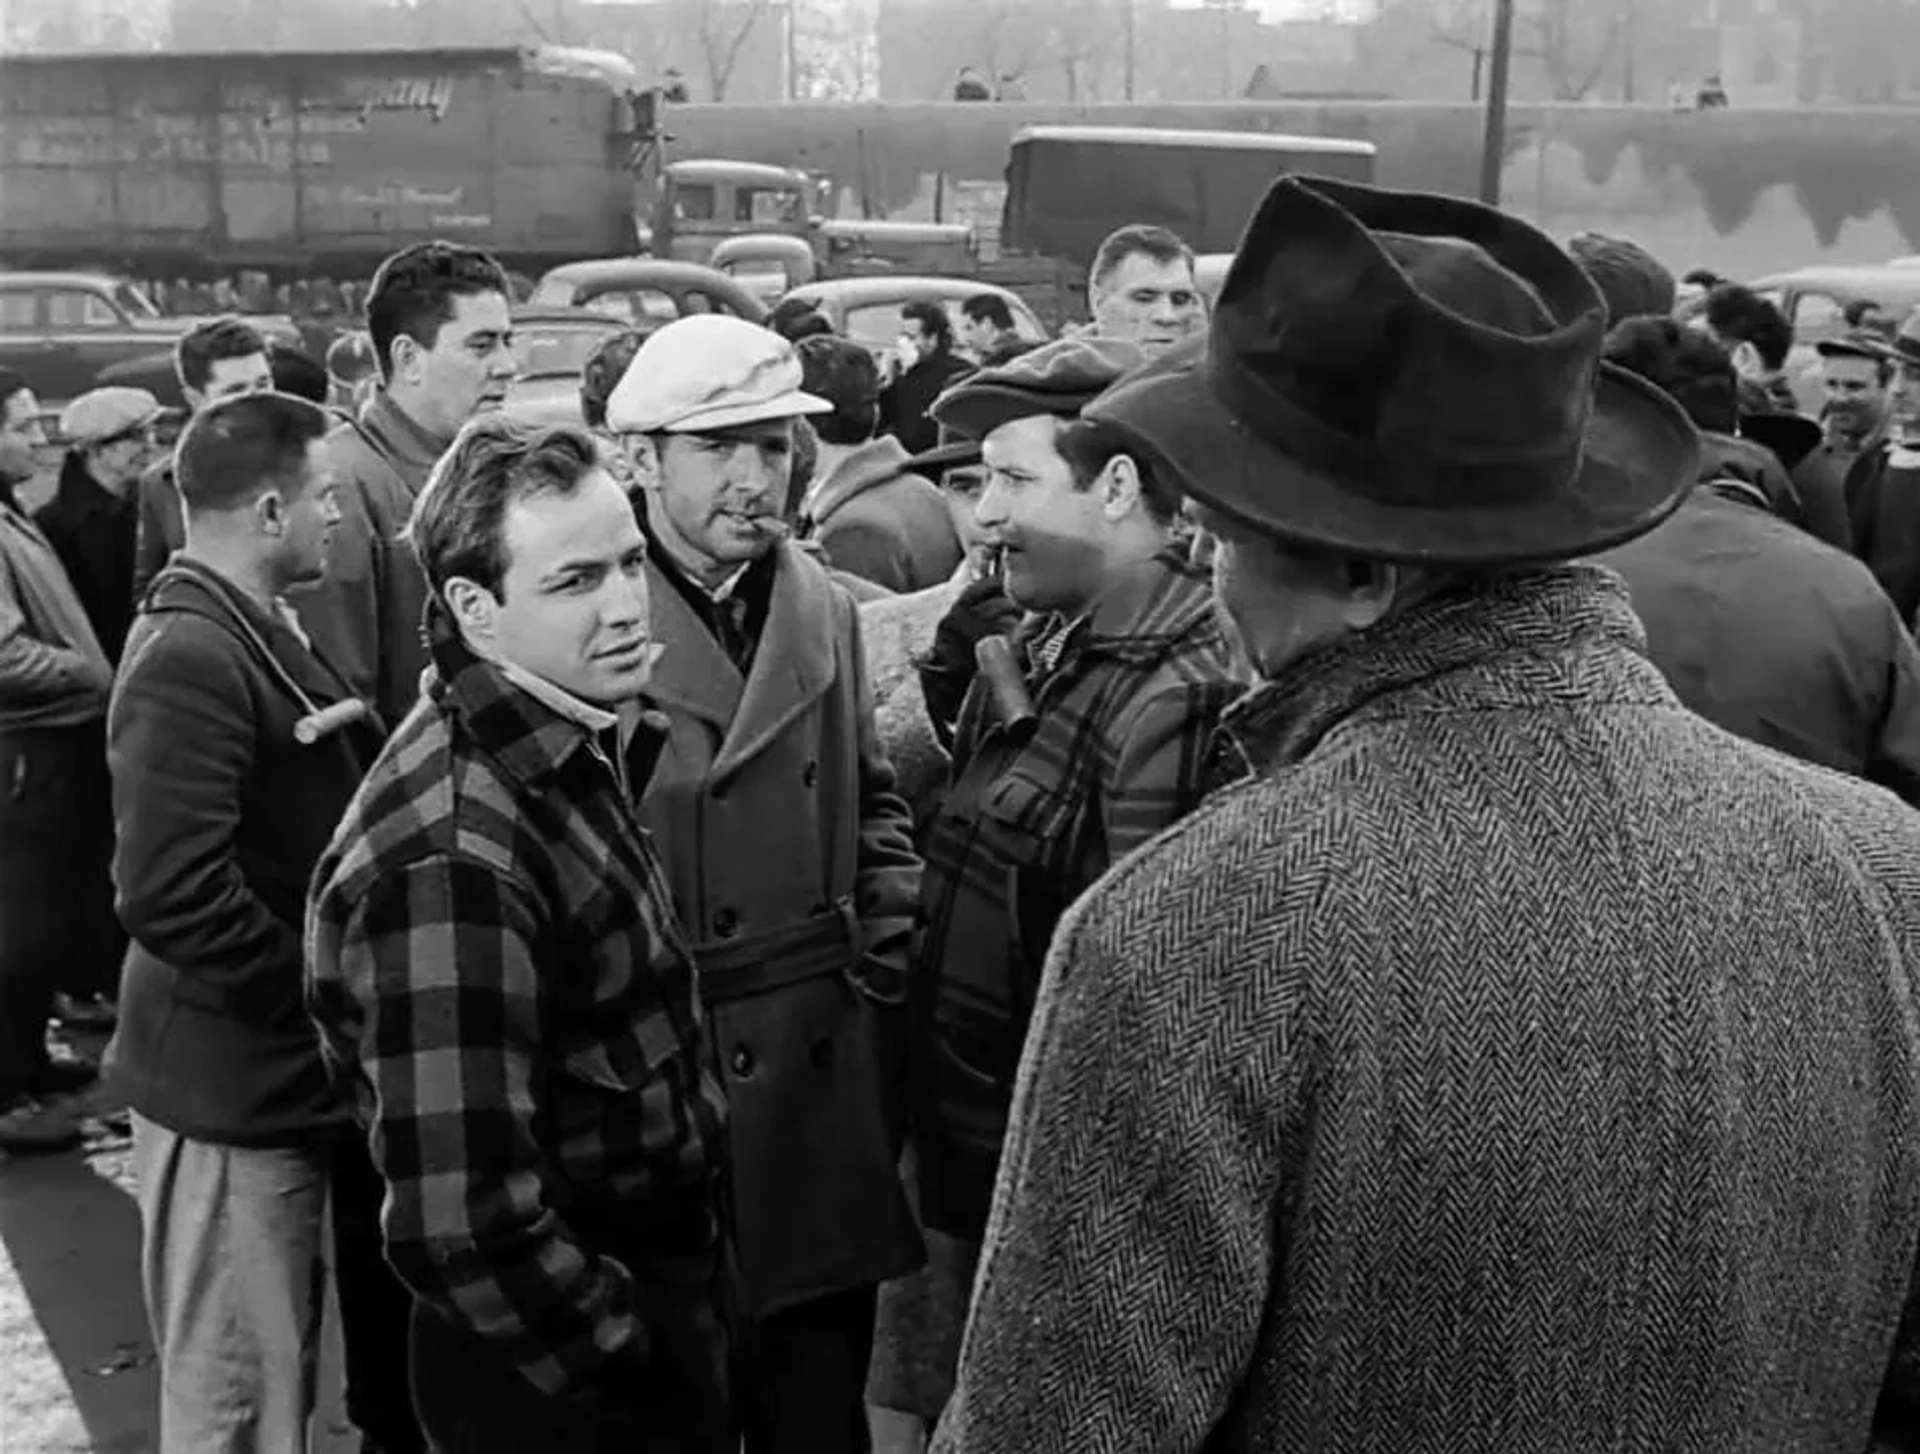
[802,759,818,788]
[810,1036,834,1068]
[713,906,739,938]
[729,1045,754,1076]
[711,781,729,801]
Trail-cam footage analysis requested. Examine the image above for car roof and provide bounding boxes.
[539,258,748,288]
[785,276,1016,307]
[666,159,807,187]
[0,271,126,288]
[1011,124,1376,156]
[1749,265,1920,299]
[511,304,625,325]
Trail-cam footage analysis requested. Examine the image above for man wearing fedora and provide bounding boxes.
[897,336,1242,1438]
[1597,316,1920,802]
[604,314,924,1454]
[932,177,1920,1452]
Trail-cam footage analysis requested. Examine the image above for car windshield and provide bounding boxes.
[114,281,160,320]
[513,321,621,379]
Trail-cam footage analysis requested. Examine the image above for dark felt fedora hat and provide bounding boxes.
[1086,175,1701,565]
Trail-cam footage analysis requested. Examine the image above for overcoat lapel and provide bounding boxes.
[711,544,837,782]
[644,558,746,732]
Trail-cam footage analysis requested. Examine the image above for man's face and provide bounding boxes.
[487,468,656,705]
[897,316,933,371]
[85,421,160,493]
[938,462,991,558]
[959,315,995,357]
[1092,252,1205,355]
[1202,507,1363,681]
[647,420,793,583]
[393,291,517,437]
[186,352,274,413]
[1823,353,1888,435]
[975,414,1108,614]
[272,442,342,588]
[1890,360,1920,443]
[0,388,47,487]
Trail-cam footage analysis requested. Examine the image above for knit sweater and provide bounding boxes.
[936,564,1920,1453]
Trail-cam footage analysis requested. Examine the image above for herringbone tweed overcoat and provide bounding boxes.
[934,565,1920,1453]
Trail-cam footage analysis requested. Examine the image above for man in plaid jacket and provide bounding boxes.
[306,416,732,1453]
[877,337,1245,1430]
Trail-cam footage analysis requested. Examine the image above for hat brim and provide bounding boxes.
[1087,348,1701,566]
[1815,338,1894,362]
[654,388,833,434]
[929,382,1098,440]
[905,439,983,474]
[1738,411,1824,473]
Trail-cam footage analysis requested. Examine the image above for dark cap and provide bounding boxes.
[1815,324,1897,364]
[579,327,652,430]
[906,423,983,476]
[929,334,1146,440]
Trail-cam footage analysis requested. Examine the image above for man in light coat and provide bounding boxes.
[606,315,924,1454]
[935,176,1920,1451]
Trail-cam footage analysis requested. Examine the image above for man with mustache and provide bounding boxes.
[307,416,732,1453]
[299,241,518,731]
[604,315,924,1454]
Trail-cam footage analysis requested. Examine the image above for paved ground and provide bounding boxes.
[0,1029,357,1454]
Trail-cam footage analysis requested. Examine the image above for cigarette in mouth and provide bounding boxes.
[743,515,791,539]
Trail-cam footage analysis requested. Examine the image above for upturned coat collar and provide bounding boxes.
[1225,564,1672,776]
[1015,545,1217,672]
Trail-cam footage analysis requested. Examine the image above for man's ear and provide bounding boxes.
[1097,454,1143,523]
[254,488,288,537]
[443,576,498,646]
[1341,557,1403,633]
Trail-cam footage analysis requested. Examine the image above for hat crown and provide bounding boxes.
[605,313,829,434]
[1212,176,1607,508]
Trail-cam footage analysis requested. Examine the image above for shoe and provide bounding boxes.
[52,992,118,1032]
[29,1058,99,1097]
[0,1096,83,1155]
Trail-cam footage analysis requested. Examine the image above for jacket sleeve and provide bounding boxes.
[0,550,110,709]
[109,617,302,1022]
[317,856,650,1399]
[372,481,430,731]
[1867,599,1920,809]
[931,869,1276,1453]
[846,600,922,978]
[819,518,911,596]
[1101,676,1242,865]
[131,468,178,605]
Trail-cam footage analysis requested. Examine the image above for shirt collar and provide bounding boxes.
[496,656,618,733]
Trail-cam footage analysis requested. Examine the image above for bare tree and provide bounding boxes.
[1405,0,1631,102]
[692,0,773,101]
[794,0,880,100]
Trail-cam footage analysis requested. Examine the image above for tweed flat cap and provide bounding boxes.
[60,387,160,446]
[929,334,1146,440]
[606,314,831,434]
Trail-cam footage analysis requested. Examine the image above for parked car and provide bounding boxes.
[526,259,769,332]
[502,305,631,426]
[778,276,1048,360]
[1724,265,1920,414]
[0,270,295,412]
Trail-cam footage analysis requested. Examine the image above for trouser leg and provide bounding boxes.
[0,726,89,1100]
[741,1284,880,1454]
[132,1111,327,1454]
[327,1130,426,1453]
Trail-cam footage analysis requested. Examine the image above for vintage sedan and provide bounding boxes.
[526,258,769,331]
[501,306,632,427]
[778,276,1048,358]
[0,270,294,412]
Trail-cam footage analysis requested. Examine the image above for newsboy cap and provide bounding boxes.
[605,314,831,434]
[929,334,1146,440]
[60,387,160,447]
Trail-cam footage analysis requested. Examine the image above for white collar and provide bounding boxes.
[497,657,619,733]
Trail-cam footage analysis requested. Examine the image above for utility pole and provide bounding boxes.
[1124,0,1137,102]
[787,0,800,102]
[1478,0,1516,205]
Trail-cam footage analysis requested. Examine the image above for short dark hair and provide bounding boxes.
[174,316,268,396]
[796,334,880,446]
[408,415,602,597]
[768,297,834,342]
[901,300,953,352]
[580,328,653,430]
[1603,316,1739,435]
[1568,232,1676,329]
[0,368,28,409]
[961,293,1014,331]
[1090,224,1195,292]
[268,343,330,406]
[366,241,512,379]
[1703,283,1793,372]
[1682,268,1728,290]
[1054,416,1182,526]
[175,391,331,515]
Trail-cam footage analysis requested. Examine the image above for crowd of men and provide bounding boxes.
[7,175,1920,1454]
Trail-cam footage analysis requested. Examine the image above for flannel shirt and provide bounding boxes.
[913,546,1244,1238]
[305,613,728,1400]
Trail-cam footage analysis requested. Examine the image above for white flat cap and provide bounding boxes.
[605,314,831,434]
[60,387,161,447]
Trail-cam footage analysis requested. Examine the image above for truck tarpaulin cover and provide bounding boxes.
[0,46,639,268]
[1000,126,1377,267]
